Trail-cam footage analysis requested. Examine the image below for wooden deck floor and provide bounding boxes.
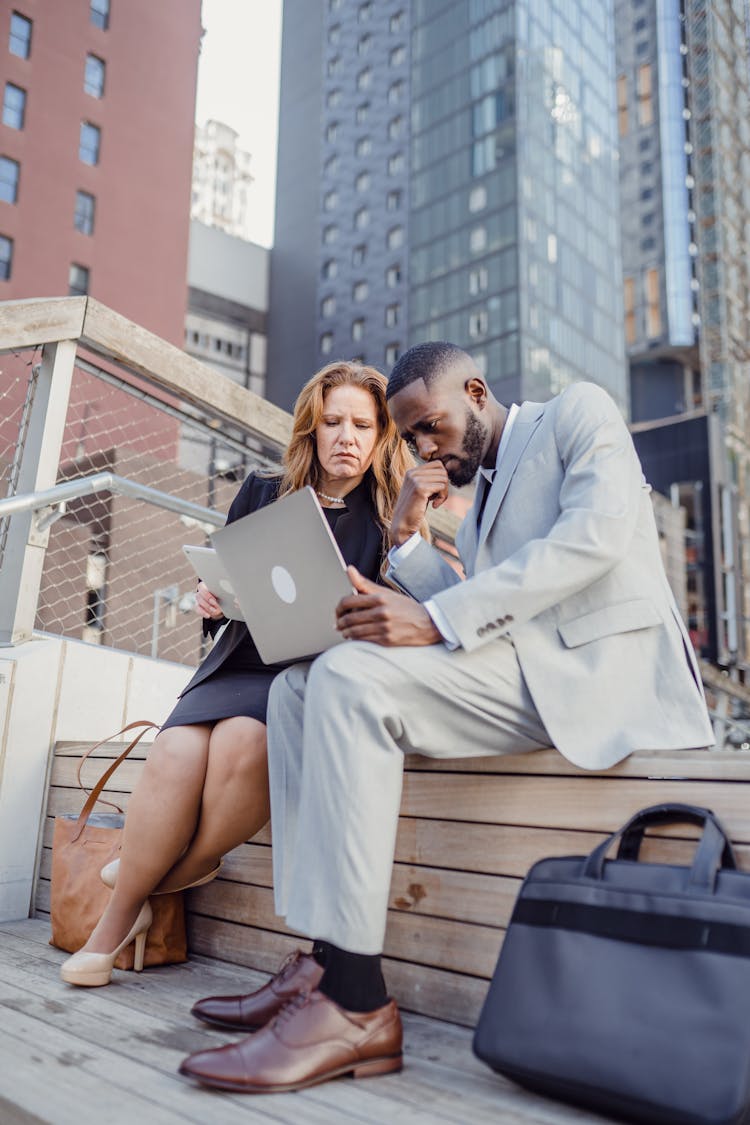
[0,918,615,1125]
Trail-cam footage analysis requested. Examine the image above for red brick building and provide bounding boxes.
[0,0,202,342]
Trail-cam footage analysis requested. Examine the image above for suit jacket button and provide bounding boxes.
[477,626,485,637]
[505,615,514,624]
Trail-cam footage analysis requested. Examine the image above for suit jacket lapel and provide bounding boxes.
[476,402,545,551]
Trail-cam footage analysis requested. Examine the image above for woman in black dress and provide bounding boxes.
[61,361,417,987]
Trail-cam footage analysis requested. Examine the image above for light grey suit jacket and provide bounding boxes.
[388,381,714,769]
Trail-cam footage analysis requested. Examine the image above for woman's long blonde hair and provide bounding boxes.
[278,360,418,535]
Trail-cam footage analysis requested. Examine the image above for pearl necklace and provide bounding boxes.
[315,489,346,505]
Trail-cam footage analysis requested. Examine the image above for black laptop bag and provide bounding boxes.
[473,803,750,1125]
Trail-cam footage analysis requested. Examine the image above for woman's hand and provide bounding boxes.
[195,581,224,620]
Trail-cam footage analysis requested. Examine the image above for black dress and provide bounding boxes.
[160,472,385,730]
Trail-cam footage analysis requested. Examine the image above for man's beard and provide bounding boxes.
[444,409,486,487]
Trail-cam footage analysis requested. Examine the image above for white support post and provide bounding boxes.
[0,340,77,645]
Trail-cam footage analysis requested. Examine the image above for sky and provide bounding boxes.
[194,0,283,247]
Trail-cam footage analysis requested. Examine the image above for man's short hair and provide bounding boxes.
[386,341,470,400]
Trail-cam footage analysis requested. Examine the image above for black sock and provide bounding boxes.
[318,943,388,1012]
[311,939,330,967]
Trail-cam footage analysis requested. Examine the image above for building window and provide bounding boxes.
[469,266,489,294]
[390,11,404,33]
[353,281,369,302]
[388,80,404,104]
[9,12,32,58]
[323,189,338,210]
[322,258,338,280]
[0,156,20,204]
[2,83,26,129]
[388,152,404,175]
[90,0,110,29]
[385,343,400,366]
[328,23,341,45]
[84,54,106,97]
[388,115,404,140]
[69,263,90,296]
[356,103,369,125]
[358,1,372,20]
[352,318,364,341]
[326,121,339,142]
[0,234,12,280]
[74,190,96,234]
[617,74,628,136]
[469,310,488,337]
[354,206,369,230]
[637,63,653,126]
[390,45,406,68]
[358,34,371,55]
[79,122,101,165]
[327,88,341,109]
[327,55,341,77]
[356,136,372,157]
[324,154,340,176]
[355,171,370,193]
[386,190,401,211]
[352,244,367,266]
[470,225,487,253]
[623,276,636,345]
[386,264,401,288]
[387,226,404,250]
[320,332,334,355]
[385,303,400,327]
[323,224,338,245]
[321,295,336,317]
[645,268,661,337]
[469,185,487,212]
[357,68,372,91]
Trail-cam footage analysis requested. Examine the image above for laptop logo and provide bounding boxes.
[271,565,297,604]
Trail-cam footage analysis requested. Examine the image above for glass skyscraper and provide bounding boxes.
[267,0,626,413]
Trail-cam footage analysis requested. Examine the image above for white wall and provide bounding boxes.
[187,219,269,311]
[0,634,190,921]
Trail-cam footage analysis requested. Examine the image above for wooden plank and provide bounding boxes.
[82,298,294,449]
[0,296,87,351]
[400,774,750,838]
[407,747,750,781]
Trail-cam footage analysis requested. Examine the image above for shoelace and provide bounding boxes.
[272,989,311,1029]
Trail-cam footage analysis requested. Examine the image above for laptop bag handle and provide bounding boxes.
[583,802,737,891]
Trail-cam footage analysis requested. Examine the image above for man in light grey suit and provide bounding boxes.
[180,342,713,1094]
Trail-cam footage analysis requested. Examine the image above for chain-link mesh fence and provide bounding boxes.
[0,349,41,571]
[14,356,286,666]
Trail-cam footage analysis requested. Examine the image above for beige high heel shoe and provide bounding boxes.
[59,900,153,987]
[100,857,221,894]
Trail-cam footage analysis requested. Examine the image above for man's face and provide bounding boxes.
[388,374,489,486]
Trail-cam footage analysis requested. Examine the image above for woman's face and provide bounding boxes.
[314,384,381,484]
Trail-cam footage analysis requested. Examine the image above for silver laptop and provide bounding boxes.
[208,486,354,663]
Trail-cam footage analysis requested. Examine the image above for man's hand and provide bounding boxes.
[336,566,442,646]
[195,580,224,620]
[390,462,450,546]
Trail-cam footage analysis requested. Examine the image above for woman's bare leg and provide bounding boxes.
[81,723,212,953]
[156,716,269,892]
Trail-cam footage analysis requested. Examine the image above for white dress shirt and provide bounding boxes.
[389,404,519,648]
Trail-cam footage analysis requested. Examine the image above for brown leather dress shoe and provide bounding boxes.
[190,950,324,1031]
[179,989,403,1093]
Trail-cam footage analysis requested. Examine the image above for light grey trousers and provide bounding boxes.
[266,636,550,955]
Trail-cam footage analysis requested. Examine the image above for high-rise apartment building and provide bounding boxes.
[0,0,202,343]
[191,119,255,243]
[616,0,750,668]
[267,0,626,414]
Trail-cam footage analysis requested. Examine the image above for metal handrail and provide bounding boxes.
[0,472,225,529]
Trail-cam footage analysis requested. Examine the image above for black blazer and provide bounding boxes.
[182,471,385,694]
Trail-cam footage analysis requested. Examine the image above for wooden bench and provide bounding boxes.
[36,741,750,1026]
